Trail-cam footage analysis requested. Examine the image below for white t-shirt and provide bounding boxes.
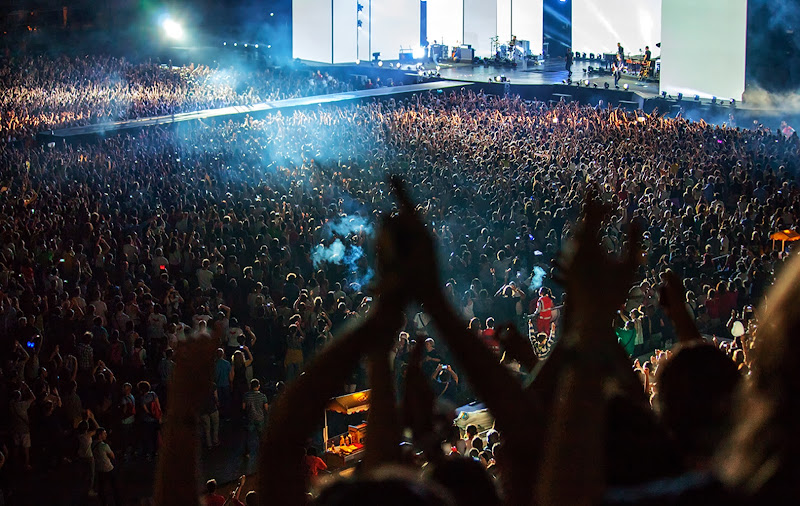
[226,327,244,348]
[196,269,213,291]
[147,313,167,339]
[92,440,114,472]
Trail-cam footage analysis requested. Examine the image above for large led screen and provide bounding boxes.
[572,0,661,58]
[660,0,747,100]
[371,0,421,61]
[333,0,358,63]
[427,0,464,48]
[293,0,333,63]
[464,0,498,57]
[512,0,544,55]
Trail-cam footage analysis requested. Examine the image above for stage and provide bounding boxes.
[434,60,661,98]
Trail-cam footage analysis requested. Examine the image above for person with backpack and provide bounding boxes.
[130,337,146,378]
[108,331,127,373]
[136,381,161,461]
[118,382,135,461]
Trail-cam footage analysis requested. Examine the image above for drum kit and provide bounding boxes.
[489,35,529,66]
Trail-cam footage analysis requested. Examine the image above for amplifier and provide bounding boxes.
[456,46,474,61]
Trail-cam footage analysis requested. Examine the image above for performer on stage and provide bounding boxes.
[566,48,573,77]
[617,42,625,62]
[644,45,652,62]
[613,54,623,86]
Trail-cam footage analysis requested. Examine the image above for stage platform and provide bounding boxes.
[435,60,661,98]
[38,80,471,141]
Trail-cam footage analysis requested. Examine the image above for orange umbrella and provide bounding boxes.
[770,230,800,251]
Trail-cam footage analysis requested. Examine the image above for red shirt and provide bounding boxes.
[204,493,226,506]
[305,455,328,477]
[482,329,500,354]
[537,296,553,319]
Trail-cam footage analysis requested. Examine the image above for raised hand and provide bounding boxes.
[658,269,702,343]
[556,185,642,338]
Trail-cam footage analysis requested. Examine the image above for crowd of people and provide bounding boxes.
[0,56,360,143]
[0,60,796,504]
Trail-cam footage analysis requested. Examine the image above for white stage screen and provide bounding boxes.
[497,0,512,44]
[371,0,421,60]
[293,0,333,63]
[427,0,464,47]
[464,0,497,57]
[512,0,544,55]
[572,0,661,57]
[333,0,357,63]
[660,0,746,100]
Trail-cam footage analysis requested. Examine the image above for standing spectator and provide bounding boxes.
[75,418,98,500]
[242,379,269,459]
[199,382,220,449]
[92,427,121,505]
[304,447,328,479]
[213,349,233,419]
[9,381,34,471]
[202,479,226,506]
[118,382,136,461]
[136,381,161,461]
[284,324,304,382]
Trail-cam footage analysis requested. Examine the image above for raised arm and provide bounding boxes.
[258,304,402,506]
[537,188,642,506]
[154,332,218,506]
[659,269,702,344]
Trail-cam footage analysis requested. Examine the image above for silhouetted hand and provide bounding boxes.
[659,269,702,343]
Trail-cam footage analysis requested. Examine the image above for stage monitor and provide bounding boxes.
[427,0,464,48]
[660,0,747,101]
[371,0,421,61]
[572,0,661,58]
[293,0,333,63]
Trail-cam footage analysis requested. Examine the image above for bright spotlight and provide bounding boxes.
[623,83,629,90]
[412,46,426,59]
[270,12,274,16]
[378,60,384,67]
[436,65,441,71]
[254,44,258,48]
[356,59,361,65]
[161,17,184,40]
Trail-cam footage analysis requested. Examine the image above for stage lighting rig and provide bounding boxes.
[623,84,629,90]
